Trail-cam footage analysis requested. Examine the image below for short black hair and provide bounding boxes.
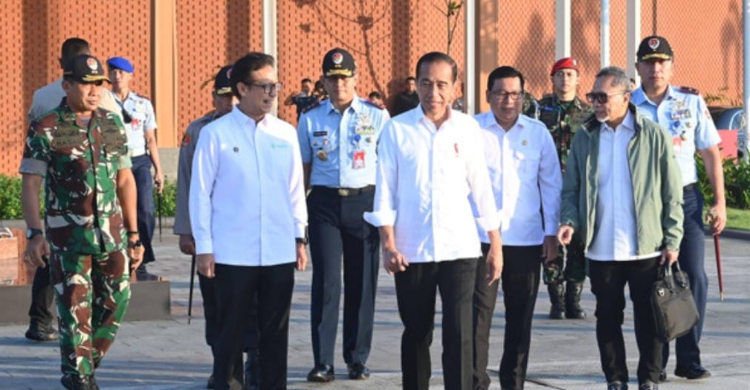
[416,52,458,83]
[486,66,525,92]
[405,76,416,83]
[302,78,312,84]
[60,38,89,69]
[230,52,275,98]
[368,91,382,100]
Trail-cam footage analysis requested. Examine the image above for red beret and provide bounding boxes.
[550,57,579,76]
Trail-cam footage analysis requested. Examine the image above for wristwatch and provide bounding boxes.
[128,239,143,249]
[26,228,43,240]
[295,237,308,245]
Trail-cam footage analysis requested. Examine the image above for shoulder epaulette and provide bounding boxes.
[133,92,151,100]
[679,86,700,95]
[363,98,385,110]
[301,100,322,114]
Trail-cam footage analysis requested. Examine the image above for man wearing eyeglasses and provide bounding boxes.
[190,52,308,390]
[471,66,562,390]
[537,57,593,321]
[631,35,725,382]
[297,47,389,383]
[558,66,683,390]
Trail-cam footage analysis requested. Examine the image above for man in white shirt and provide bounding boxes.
[189,52,308,390]
[472,66,562,390]
[364,52,503,390]
[558,66,683,390]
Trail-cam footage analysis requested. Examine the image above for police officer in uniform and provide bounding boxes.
[537,57,593,320]
[107,56,163,280]
[632,35,726,382]
[298,48,389,382]
[20,54,143,390]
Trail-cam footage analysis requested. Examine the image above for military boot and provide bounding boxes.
[547,283,565,319]
[61,374,94,390]
[565,281,586,319]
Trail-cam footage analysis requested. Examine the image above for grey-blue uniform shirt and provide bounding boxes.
[173,112,219,236]
[631,85,721,186]
[297,96,390,188]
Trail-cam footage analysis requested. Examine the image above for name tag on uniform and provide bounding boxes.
[313,131,328,137]
[353,150,365,169]
[672,136,683,154]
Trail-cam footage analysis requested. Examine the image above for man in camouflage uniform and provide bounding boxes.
[537,57,593,320]
[20,54,143,390]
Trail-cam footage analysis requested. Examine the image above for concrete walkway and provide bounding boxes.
[1,232,749,389]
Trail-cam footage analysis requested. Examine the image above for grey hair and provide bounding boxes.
[595,66,632,93]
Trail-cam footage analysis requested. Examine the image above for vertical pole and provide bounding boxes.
[263,0,278,114]
[743,0,750,159]
[465,0,476,114]
[627,0,641,84]
[556,0,571,59]
[601,0,610,68]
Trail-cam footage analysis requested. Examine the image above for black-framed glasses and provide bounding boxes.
[244,81,283,94]
[489,90,523,101]
[585,91,627,104]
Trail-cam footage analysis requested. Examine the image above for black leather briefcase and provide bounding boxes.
[651,262,700,343]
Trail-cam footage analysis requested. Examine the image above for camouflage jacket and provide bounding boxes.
[522,92,540,119]
[537,94,593,169]
[19,103,131,254]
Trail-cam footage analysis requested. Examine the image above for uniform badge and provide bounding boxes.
[356,113,375,135]
[317,149,328,161]
[353,150,365,169]
[87,58,98,71]
[332,52,343,65]
[522,140,528,146]
[233,147,239,152]
[312,141,319,147]
[681,132,689,141]
[648,38,660,50]
[181,133,191,147]
[454,143,459,157]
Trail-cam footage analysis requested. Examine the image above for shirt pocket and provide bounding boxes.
[513,150,540,180]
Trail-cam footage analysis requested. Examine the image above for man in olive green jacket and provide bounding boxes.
[557,66,683,390]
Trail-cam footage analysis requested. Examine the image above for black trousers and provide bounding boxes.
[28,256,55,325]
[498,245,543,390]
[212,263,295,390]
[472,245,499,390]
[307,188,380,366]
[395,258,476,390]
[198,272,259,350]
[589,257,662,385]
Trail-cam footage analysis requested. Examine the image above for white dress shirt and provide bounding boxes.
[364,107,500,263]
[473,111,561,245]
[587,111,660,261]
[190,106,307,267]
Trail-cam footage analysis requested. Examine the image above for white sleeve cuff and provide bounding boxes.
[363,209,397,227]
[195,239,213,255]
[295,224,306,239]
[475,211,501,233]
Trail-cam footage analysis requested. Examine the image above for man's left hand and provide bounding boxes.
[296,243,307,271]
[707,202,727,235]
[660,249,679,266]
[154,171,164,194]
[486,242,503,285]
[128,238,144,272]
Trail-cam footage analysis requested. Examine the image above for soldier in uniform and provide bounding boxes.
[24,37,124,343]
[107,57,163,280]
[173,65,260,389]
[632,35,725,382]
[20,54,143,390]
[298,48,389,383]
[537,57,593,320]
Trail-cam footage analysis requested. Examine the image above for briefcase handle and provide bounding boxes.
[659,261,687,291]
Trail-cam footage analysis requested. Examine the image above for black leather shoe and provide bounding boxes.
[657,370,667,383]
[674,365,711,380]
[638,381,658,390]
[307,364,334,382]
[25,320,59,342]
[244,350,260,390]
[347,362,370,380]
[206,373,214,389]
[61,374,94,390]
[89,375,100,390]
[607,381,628,390]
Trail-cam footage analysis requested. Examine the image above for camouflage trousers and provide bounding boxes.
[50,249,131,376]
[543,237,586,284]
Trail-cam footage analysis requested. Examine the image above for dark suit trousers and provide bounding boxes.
[589,257,662,385]
[395,258,477,390]
[472,244,500,390]
[498,245,543,390]
[212,263,295,390]
[308,188,380,366]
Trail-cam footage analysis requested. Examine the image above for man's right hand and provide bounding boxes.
[382,247,408,275]
[197,253,216,278]
[23,235,50,268]
[557,225,574,246]
[178,235,195,255]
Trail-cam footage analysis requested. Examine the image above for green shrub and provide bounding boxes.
[0,174,177,219]
[697,155,750,210]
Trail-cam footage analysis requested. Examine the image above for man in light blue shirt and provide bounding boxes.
[631,35,726,382]
[298,47,389,383]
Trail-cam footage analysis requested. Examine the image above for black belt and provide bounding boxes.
[313,185,375,197]
[684,183,696,191]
